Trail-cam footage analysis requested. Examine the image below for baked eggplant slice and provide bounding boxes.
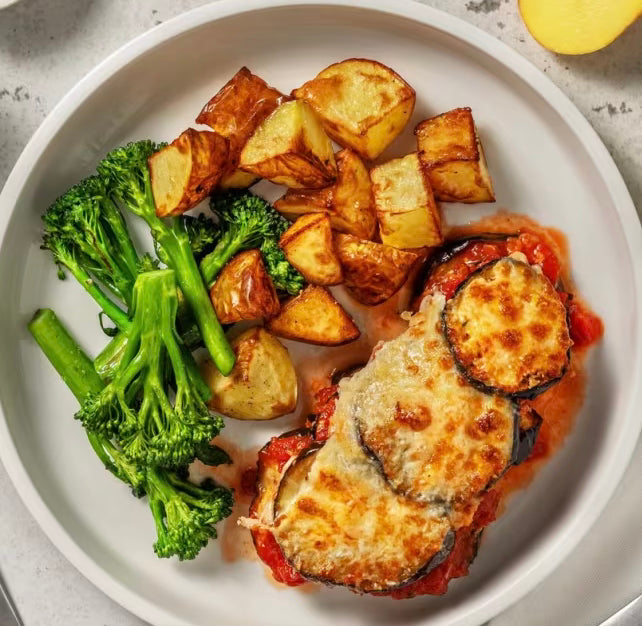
[271,429,454,593]
[250,428,315,524]
[443,257,571,397]
[350,293,517,508]
[427,234,511,270]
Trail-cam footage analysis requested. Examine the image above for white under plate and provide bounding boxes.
[0,2,640,625]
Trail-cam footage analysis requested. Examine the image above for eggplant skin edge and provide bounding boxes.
[441,257,571,400]
[249,428,314,547]
[414,233,514,299]
[294,531,456,594]
[513,408,543,466]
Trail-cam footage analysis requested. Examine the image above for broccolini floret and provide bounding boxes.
[76,269,222,468]
[28,308,233,560]
[260,237,305,295]
[199,190,304,295]
[183,213,220,261]
[41,176,143,330]
[147,466,233,560]
[97,141,234,375]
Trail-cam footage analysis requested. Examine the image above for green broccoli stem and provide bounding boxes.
[60,258,130,332]
[93,329,129,381]
[94,287,203,382]
[27,309,143,490]
[99,196,141,290]
[92,302,211,404]
[28,309,105,399]
[199,231,242,287]
[132,181,233,375]
[155,219,234,375]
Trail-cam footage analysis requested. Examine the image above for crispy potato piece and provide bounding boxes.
[219,169,258,189]
[239,100,337,188]
[267,285,359,345]
[334,233,418,305]
[209,249,280,324]
[370,153,443,249]
[415,108,495,203]
[280,213,343,286]
[202,327,297,420]
[292,58,416,161]
[274,149,377,240]
[150,128,228,217]
[196,67,286,188]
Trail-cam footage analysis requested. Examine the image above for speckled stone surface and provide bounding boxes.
[0,1,640,625]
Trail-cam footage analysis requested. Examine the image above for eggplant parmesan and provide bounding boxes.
[443,257,571,397]
[351,293,517,509]
[245,220,602,598]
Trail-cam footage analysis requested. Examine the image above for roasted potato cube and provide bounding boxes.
[150,128,228,217]
[219,169,258,189]
[274,149,377,240]
[267,285,359,345]
[334,233,419,306]
[196,67,286,189]
[280,213,342,286]
[209,249,280,324]
[415,108,495,203]
[239,100,337,188]
[370,153,443,249]
[202,327,297,420]
[292,58,416,161]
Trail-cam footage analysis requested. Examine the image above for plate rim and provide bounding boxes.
[0,1,640,625]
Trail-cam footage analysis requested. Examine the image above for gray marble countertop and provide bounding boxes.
[0,1,640,625]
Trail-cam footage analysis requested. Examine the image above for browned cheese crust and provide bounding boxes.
[272,428,452,592]
[443,257,571,396]
[351,294,516,512]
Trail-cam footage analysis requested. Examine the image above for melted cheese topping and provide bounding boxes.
[444,258,571,395]
[348,294,516,509]
[272,405,452,592]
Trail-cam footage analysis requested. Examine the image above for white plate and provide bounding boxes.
[0,1,640,625]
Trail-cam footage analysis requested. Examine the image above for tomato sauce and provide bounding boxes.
[238,213,603,597]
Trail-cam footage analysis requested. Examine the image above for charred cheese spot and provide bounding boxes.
[444,258,571,396]
[395,403,432,431]
[348,294,516,506]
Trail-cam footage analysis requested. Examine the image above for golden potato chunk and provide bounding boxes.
[334,234,418,306]
[267,285,359,345]
[209,249,280,324]
[219,169,258,189]
[202,327,297,420]
[150,128,228,217]
[280,213,343,286]
[196,67,286,189]
[239,100,337,188]
[274,148,377,240]
[415,108,495,203]
[292,58,415,161]
[370,153,443,249]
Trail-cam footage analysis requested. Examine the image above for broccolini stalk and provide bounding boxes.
[199,190,304,295]
[28,309,146,494]
[97,141,234,375]
[41,234,131,332]
[28,309,233,557]
[76,270,221,468]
